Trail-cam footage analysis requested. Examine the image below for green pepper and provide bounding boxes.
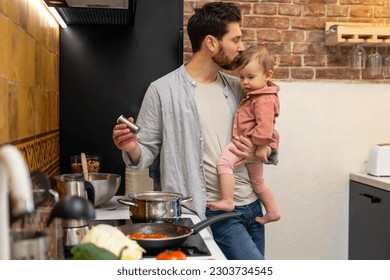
[71,243,118,260]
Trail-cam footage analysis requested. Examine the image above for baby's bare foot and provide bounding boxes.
[255,212,281,224]
[206,200,234,212]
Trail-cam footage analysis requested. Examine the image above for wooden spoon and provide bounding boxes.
[81,152,89,181]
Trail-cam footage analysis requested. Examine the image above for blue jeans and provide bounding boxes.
[206,199,265,260]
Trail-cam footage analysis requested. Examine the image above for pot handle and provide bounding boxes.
[84,181,95,206]
[180,197,193,204]
[192,212,241,234]
[117,198,138,207]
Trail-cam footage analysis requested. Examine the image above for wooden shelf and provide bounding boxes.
[325,22,390,47]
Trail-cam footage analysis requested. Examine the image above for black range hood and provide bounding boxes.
[43,0,136,26]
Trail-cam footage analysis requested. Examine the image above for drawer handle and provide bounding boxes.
[359,193,381,203]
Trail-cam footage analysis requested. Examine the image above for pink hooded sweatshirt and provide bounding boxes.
[232,81,280,148]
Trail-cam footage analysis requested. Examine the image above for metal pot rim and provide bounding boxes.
[127,191,186,202]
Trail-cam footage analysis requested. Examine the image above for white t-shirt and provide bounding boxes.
[194,75,257,206]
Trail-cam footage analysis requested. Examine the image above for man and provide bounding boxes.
[112,2,273,260]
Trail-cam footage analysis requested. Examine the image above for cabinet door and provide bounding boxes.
[349,180,390,260]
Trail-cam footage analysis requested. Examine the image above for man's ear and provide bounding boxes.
[205,35,217,50]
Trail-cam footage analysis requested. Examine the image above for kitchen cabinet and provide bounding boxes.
[349,175,390,260]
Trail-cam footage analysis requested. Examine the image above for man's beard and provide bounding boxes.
[212,45,237,71]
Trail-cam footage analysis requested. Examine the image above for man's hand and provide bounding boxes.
[112,118,138,154]
[230,137,258,168]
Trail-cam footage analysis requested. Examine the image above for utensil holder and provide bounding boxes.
[12,204,64,259]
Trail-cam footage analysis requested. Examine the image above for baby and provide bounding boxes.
[207,45,281,224]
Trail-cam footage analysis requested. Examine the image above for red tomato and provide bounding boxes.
[156,250,187,260]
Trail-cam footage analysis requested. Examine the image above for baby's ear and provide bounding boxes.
[266,70,273,80]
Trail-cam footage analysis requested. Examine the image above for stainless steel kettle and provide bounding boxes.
[52,174,96,258]
[53,174,95,205]
[53,174,95,227]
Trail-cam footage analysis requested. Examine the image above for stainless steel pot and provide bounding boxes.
[117,191,193,223]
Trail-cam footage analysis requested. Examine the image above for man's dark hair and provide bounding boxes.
[187,2,241,53]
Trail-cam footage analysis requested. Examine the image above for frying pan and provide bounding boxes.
[118,212,241,250]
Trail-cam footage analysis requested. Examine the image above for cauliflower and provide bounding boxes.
[82,224,145,260]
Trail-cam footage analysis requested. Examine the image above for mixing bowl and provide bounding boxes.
[88,173,121,206]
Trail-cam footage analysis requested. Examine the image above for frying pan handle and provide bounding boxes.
[192,212,241,234]
[117,198,138,207]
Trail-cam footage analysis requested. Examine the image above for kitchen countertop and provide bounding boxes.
[350,172,390,192]
[94,196,226,260]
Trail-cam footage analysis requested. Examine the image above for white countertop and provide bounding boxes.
[93,196,226,260]
[350,172,390,192]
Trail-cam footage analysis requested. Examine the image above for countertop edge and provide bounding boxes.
[350,172,390,192]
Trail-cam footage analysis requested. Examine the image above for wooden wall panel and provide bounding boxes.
[0,78,9,143]
[0,0,60,176]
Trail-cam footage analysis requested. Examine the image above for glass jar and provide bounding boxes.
[70,155,101,173]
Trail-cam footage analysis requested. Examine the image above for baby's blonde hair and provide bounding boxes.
[235,45,274,73]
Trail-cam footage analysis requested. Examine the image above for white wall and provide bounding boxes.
[264,81,390,260]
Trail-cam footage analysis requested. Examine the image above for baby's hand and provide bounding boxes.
[255,145,271,163]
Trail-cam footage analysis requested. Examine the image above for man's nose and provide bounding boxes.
[237,41,245,52]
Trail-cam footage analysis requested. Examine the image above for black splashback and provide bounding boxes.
[60,0,183,194]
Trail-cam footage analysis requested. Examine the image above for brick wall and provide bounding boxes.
[183,0,390,82]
